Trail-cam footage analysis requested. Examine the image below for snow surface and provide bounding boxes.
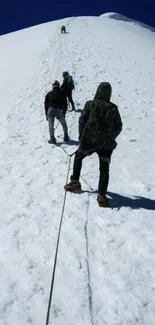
[0,15,155,325]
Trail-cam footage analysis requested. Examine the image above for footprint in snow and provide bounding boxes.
[133,180,152,192]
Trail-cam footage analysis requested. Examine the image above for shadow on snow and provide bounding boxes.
[108,192,155,210]
[81,190,155,210]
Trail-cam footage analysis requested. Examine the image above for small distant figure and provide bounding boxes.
[44,80,69,144]
[61,25,66,34]
[64,82,123,208]
[61,71,75,114]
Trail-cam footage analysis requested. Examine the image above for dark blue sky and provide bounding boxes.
[0,0,154,36]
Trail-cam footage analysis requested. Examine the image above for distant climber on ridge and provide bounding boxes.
[64,82,123,207]
[61,71,75,114]
[44,80,69,144]
[61,25,66,34]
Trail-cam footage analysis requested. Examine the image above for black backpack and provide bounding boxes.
[68,75,75,90]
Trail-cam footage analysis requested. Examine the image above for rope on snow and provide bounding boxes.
[45,148,75,325]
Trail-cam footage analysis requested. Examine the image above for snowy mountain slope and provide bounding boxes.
[0,15,155,325]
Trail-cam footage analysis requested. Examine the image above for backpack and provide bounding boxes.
[67,75,75,90]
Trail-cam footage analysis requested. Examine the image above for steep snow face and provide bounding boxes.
[0,15,155,325]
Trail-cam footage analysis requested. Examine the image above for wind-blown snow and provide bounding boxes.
[0,15,155,325]
[100,12,155,33]
[101,12,117,17]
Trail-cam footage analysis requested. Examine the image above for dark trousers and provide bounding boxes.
[67,91,75,110]
[71,148,113,195]
[63,105,68,117]
[61,28,66,34]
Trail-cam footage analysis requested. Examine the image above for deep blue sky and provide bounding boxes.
[0,0,154,36]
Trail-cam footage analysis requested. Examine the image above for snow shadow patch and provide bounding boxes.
[67,139,79,146]
[108,192,155,210]
[56,139,79,146]
[75,109,83,113]
[81,190,155,210]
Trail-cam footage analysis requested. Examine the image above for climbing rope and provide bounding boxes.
[45,148,75,325]
[45,142,95,325]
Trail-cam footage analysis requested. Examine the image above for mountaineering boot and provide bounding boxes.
[64,135,69,142]
[48,136,56,144]
[97,195,110,207]
[64,181,81,192]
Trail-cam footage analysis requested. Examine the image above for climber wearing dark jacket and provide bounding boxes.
[61,71,75,114]
[61,25,66,34]
[45,80,69,144]
[64,82,122,207]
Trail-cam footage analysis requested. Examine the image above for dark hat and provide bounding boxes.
[52,80,60,87]
[62,71,69,77]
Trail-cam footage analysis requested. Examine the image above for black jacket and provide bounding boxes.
[79,82,123,154]
[61,75,74,96]
[61,76,69,96]
[44,87,67,116]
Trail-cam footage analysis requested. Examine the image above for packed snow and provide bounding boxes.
[0,14,155,325]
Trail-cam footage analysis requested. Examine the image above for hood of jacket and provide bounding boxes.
[94,82,112,102]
